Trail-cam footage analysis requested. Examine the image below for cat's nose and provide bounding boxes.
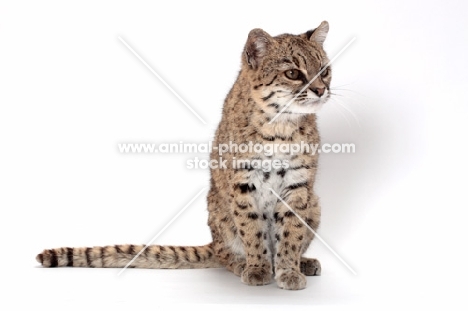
[312,87,325,97]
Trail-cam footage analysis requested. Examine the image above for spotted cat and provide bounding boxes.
[37,21,332,290]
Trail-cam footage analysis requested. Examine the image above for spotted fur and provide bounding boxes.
[37,21,331,290]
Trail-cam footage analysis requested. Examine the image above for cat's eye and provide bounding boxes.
[284,69,301,80]
[321,67,330,77]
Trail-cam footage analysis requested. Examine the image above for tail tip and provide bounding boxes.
[36,252,44,265]
[36,252,44,266]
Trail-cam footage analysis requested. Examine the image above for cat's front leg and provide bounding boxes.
[273,185,320,290]
[231,179,273,286]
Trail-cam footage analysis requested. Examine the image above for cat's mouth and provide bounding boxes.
[298,97,328,106]
[284,99,326,115]
[301,99,321,105]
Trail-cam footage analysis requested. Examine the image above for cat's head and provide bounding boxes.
[243,21,331,117]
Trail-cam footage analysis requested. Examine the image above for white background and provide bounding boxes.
[1,0,468,309]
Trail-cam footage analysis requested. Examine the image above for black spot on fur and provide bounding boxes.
[262,91,275,101]
[193,248,201,261]
[49,249,58,268]
[236,203,248,210]
[265,75,277,86]
[85,248,93,267]
[66,247,73,267]
[248,212,259,220]
[286,182,308,190]
[296,203,308,210]
[169,246,179,262]
[277,169,286,177]
[237,183,256,193]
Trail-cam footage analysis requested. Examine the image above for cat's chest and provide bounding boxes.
[248,152,308,211]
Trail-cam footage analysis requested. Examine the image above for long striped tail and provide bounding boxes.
[36,243,223,269]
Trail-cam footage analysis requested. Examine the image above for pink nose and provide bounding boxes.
[312,87,325,97]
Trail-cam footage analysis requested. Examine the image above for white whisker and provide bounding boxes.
[330,81,358,89]
[329,92,366,108]
[330,87,368,105]
[334,99,361,128]
[329,98,352,128]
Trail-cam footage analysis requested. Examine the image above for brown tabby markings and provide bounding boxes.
[37,21,331,290]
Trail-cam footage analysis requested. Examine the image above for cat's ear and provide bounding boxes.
[305,21,329,46]
[244,28,273,70]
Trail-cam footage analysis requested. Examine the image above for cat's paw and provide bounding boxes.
[241,266,273,286]
[230,261,246,276]
[276,269,307,290]
[300,257,321,276]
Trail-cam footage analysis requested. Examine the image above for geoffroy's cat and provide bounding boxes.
[37,21,332,290]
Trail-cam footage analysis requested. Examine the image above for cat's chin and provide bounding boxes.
[288,101,325,114]
[302,99,325,106]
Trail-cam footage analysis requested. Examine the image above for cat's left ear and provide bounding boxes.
[244,28,273,70]
[304,21,329,46]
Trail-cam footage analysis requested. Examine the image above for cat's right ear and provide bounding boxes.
[244,29,273,70]
[305,21,329,46]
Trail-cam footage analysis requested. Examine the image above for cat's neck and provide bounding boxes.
[237,70,315,139]
[219,70,317,143]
